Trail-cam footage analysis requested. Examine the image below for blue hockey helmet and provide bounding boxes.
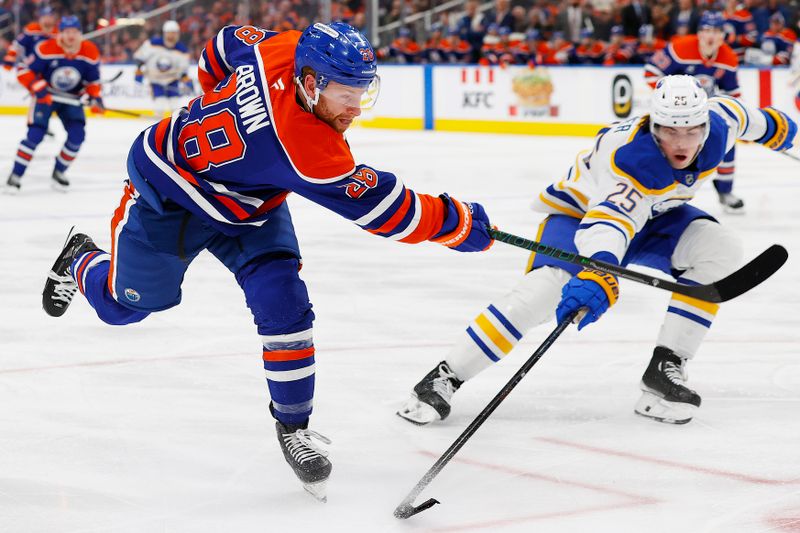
[610,25,623,36]
[698,11,724,30]
[526,29,541,41]
[579,28,593,40]
[294,22,380,110]
[59,15,81,32]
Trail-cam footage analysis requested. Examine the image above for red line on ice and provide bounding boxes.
[536,437,800,485]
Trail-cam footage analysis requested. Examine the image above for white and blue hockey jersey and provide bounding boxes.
[134,36,191,84]
[533,96,783,261]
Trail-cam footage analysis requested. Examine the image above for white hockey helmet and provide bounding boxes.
[163,20,180,34]
[650,75,709,129]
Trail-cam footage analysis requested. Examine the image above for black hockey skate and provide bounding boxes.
[718,192,744,214]
[397,361,463,425]
[5,172,21,194]
[275,419,332,502]
[42,229,98,317]
[634,346,701,425]
[51,169,69,192]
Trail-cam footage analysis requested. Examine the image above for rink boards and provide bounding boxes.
[1,64,798,136]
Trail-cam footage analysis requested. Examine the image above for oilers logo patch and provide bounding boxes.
[124,288,141,302]
[50,66,81,92]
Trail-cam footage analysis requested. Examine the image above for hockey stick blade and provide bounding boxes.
[490,227,788,303]
[695,244,788,303]
[393,498,440,519]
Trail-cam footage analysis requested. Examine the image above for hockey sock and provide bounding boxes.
[72,250,149,325]
[13,126,45,177]
[55,141,81,174]
[446,266,570,381]
[262,328,315,426]
[656,279,719,359]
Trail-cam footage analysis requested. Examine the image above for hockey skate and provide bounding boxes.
[275,420,332,502]
[718,192,744,214]
[42,229,98,317]
[397,361,463,425]
[4,173,21,194]
[634,347,701,425]
[51,169,70,192]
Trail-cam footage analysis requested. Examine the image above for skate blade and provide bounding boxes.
[303,479,327,503]
[634,390,696,425]
[51,181,69,193]
[396,396,440,426]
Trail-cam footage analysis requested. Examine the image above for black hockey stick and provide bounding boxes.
[489,227,787,304]
[394,312,577,520]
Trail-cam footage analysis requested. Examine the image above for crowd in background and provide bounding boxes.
[0,0,797,66]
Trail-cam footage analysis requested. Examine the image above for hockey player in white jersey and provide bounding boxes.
[133,20,192,116]
[398,75,797,426]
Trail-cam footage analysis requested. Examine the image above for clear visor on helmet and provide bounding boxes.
[652,122,706,146]
[320,76,381,110]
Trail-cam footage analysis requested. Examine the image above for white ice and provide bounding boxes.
[1,116,799,533]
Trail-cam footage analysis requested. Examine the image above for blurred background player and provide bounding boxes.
[722,0,757,62]
[5,15,103,193]
[134,20,193,117]
[2,6,57,72]
[572,28,606,65]
[759,13,797,66]
[39,22,494,501]
[397,75,796,427]
[645,11,745,213]
[633,24,666,64]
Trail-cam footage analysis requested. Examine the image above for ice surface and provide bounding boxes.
[1,116,799,532]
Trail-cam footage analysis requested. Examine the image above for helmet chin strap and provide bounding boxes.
[294,76,320,112]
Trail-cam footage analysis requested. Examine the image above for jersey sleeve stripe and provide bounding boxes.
[367,189,412,235]
[582,209,635,240]
[216,27,234,72]
[578,220,631,246]
[354,178,404,226]
[537,192,584,218]
[203,39,226,81]
[399,193,446,243]
[390,194,423,241]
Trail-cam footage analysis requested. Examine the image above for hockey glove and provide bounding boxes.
[29,79,52,105]
[134,67,144,84]
[89,96,105,115]
[556,264,619,330]
[2,55,14,71]
[180,74,194,95]
[430,194,494,252]
[757,107,797,152]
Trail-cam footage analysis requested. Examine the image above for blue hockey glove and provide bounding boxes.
[556,267,619,330]
[758,107,797,152]
[29,79,52,105]
[180,75,194,95]
[89,96,105,115]
[134,67,144,84]
[431,194,494,252]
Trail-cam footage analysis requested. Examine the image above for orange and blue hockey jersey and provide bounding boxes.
[761,28,797,65]
[17,38,101,98]
[645,35,740,97]
[2,22,58,68]
[723,8,757,59]
[130,25,470,246]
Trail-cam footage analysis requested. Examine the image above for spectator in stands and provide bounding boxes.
[670,0,700,35]
[723,0,758,60]
[651,4,673,40]
[604,24,635,64]
[592,6,616,42]
[515,28,545,65]
[556,0,593,43]
[621,0,652,37]
[572,27,606,64]
[633,23,666,63]
[456,0,487,63]
[443,27,471,63]
[485,0,514,31]
[541,30,573,63]
[387,26,421,64]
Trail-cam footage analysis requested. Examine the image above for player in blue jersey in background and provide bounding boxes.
[39,22,494,501]
[398,75,796,427]
[645,11,746,213]
[133,20,193,117]
[2,6,57,71]
[5,16,104,193]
